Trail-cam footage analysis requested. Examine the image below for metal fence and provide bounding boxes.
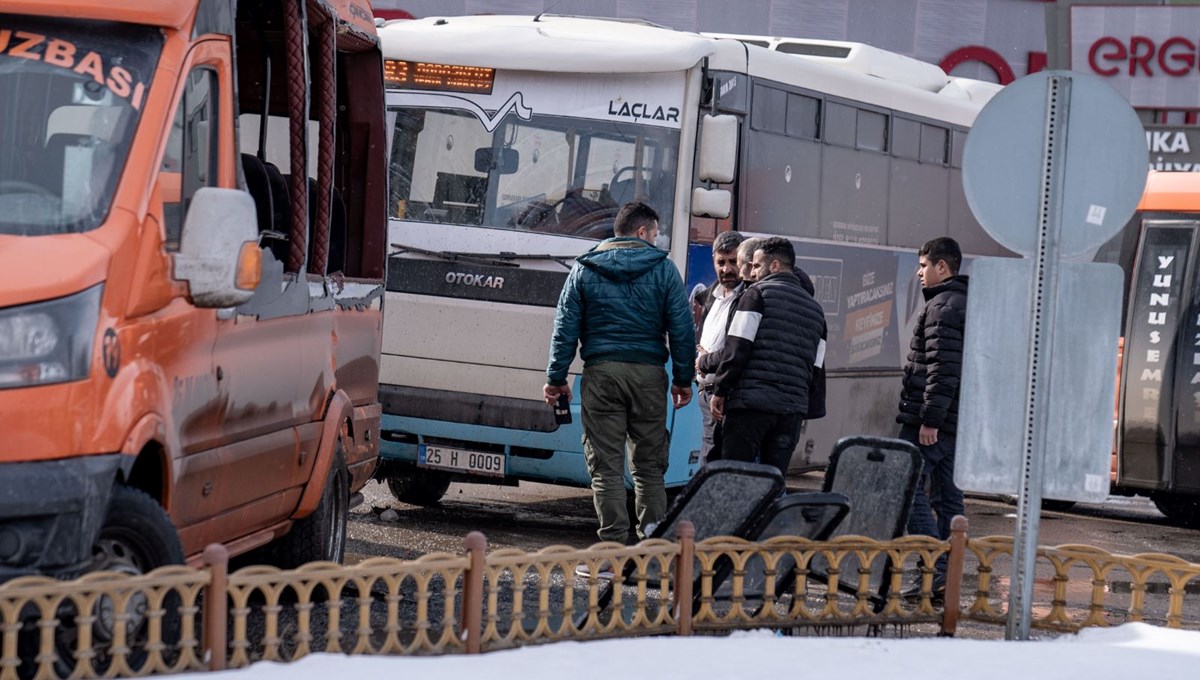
[2,518,1198,680]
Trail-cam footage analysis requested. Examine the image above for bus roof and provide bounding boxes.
[377,14,717,73]
[1139,171,1200,213]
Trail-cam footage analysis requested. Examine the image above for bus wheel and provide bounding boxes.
[386,468,452,506]
[1153,493,1200,526]
[273,448,349,567]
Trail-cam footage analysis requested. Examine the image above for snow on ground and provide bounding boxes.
[180,623,1200,680]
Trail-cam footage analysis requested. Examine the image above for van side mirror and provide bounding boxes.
[691,187,731,219]
[697,114,738,183]
[174,187,261,308]
[475,147,519,174]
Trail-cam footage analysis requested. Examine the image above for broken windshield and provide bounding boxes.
[0,14,161,236]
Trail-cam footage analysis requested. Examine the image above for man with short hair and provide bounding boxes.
[693,230,745,464]
[897,236,969,600]
[736,237,763,284]
[708,237,827,475]
[544,201,695,554]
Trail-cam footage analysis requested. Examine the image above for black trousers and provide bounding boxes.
[720,409,804,476]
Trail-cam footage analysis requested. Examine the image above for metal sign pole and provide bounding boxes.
[1007,74,1071,641]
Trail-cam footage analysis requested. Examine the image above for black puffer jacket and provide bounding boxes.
[711,271,827,416]
[897,275,969,434]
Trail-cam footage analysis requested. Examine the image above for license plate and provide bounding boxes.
[418,445,505,478]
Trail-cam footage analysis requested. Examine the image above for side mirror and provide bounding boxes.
[697,114,738,183]
[691,187,731,219]
[475,147,519,174]
[174,187,262,308]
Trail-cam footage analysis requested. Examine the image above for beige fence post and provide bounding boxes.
[674,520,695,637]
[940,515,969,636]
[462,531,487,654]
[202,543,229,671]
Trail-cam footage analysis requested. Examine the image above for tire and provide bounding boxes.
[272,448,350,568]
[17,486,184,678]
[1153,492,1200,526]
[386,467,452,506]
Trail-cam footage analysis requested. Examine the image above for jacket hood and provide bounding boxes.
[576,237,668,282]
[922,274,969,301]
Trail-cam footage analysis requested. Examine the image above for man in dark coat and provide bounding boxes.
[544,201,695,552]
[707,237,827,475]
[897,236,969,598]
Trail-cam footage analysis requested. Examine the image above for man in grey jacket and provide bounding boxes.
[544,202,695,551]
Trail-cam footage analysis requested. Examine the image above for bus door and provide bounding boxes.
[1118,219,1200,495]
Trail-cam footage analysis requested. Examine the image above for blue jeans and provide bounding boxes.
[900,425,964,574]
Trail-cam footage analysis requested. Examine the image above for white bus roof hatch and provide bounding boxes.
[705,34,951,93]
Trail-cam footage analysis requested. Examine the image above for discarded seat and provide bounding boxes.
[814,435,924,608]
[707,491,850,614]
[579,460,785,624]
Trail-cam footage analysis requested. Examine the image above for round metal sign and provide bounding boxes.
[962,70,1147,258]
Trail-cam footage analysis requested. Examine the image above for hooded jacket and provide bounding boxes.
[897,275,969,434]
[547,237,696,387]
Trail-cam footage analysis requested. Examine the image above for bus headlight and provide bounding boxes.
[0,284,103,389]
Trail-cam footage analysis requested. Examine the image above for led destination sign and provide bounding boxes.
[384,59,494,94]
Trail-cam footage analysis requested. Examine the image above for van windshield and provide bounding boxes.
[0,15,161,236]
[387,106,680,244]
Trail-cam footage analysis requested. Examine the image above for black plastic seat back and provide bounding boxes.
[240,153,273,232]
[817,435,923,605]
[651,460,785,543]
[711,492,850,605]
[583,461,784,624]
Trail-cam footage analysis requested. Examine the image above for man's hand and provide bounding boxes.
[543,383,572,406]
[709,394,725,421]
[671,384,693,409]
[919,424,939,447]
[694,346,707,375]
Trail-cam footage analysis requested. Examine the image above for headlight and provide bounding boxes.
[0,284,102,389]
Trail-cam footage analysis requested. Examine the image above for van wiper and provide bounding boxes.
[391,242,578,269]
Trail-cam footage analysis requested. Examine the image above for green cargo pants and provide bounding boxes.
[580,361,670,544]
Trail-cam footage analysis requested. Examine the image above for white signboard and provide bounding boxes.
[1070,5,1200,109]
[386,71,686,130]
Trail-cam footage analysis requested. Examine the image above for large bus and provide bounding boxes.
[374,15,1003,504]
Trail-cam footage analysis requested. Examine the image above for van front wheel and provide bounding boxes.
[386,468,452,506]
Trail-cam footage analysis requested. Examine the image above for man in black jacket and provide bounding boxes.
[897,236,969,597]
[708,237,827,475]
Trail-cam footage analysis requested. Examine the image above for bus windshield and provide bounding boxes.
[387,106,680,244]
[0,15,161,236]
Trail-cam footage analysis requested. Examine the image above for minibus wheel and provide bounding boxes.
[273,448,349,567]
[386,468,452,506]
[16,486,184,678]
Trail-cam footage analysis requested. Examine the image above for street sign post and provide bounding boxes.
[957,70,1147,640]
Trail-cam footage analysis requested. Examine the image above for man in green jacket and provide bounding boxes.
[544,202,695,553]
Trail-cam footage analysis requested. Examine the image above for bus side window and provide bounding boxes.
[163,68,219,251]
